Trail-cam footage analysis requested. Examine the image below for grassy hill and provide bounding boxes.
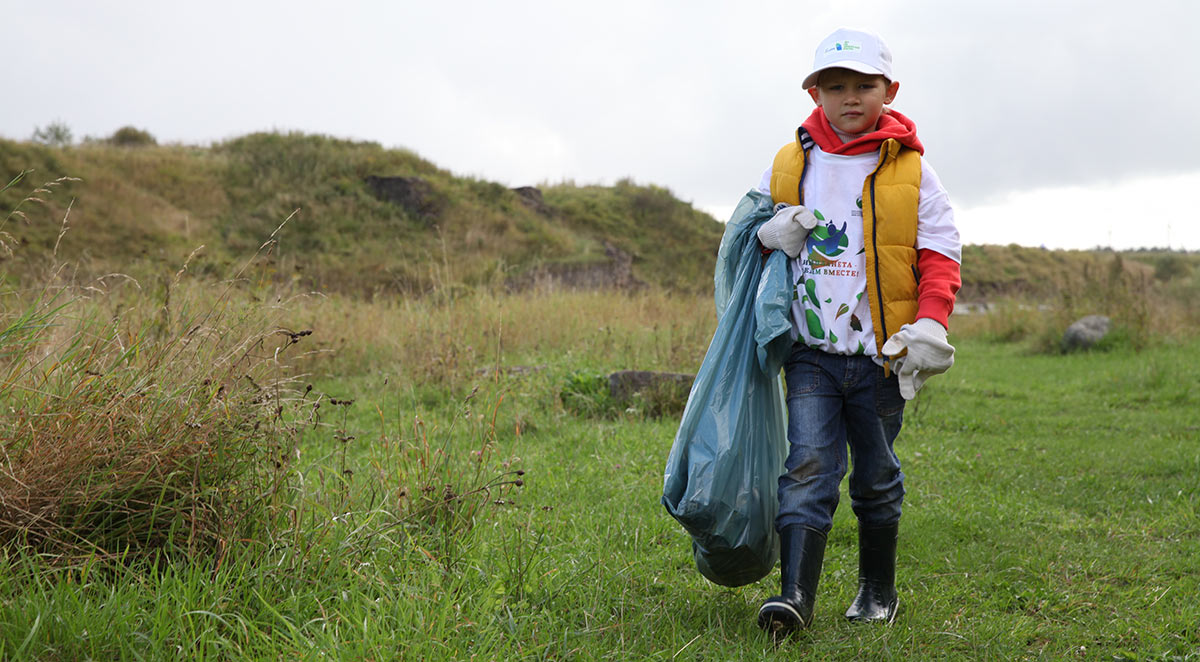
[2,132,1198,300]
[1,133,724,295]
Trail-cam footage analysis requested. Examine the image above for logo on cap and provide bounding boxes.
[825,41,862,54]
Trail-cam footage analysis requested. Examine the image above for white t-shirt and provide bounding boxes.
[756,147,960,360]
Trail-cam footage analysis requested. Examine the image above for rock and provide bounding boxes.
[1062,315,1111,351]
[364,175,442,222]
[608,370,694,404]
[511,186,551,215]
[506,241,645,292]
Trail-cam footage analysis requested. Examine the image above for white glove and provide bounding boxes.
[881,318,955,400]
[756,204,818,258]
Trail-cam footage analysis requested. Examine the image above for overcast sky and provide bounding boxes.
[6,0,1199,250]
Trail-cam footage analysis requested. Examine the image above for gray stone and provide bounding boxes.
[511,186,552,215]
[364,175,442,222]
[1062,315,1112,351]
[608,370,694,403]
[506,241,645,292]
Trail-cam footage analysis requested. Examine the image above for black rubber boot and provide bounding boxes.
[844,522,899,624]
[757,525,827,640]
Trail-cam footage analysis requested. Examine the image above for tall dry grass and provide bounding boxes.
[0,277,311,562]
[1,172,534,569]
[294,287,717,385]
[0,174,310,563]
[951,251,1200,349]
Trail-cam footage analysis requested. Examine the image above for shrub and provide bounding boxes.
[1153,253,1194,282]
[108,126,157,147]
[31,121,72,147]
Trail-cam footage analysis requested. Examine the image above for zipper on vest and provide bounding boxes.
[869,170,888,346]
[797,152,809,206]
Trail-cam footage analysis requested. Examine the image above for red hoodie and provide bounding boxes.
[798,107,959,328]
[800,106,925,156]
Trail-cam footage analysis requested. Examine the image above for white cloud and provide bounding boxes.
[705,170,1200,251]
[5,0,1200,249]
[956,171,1200,251]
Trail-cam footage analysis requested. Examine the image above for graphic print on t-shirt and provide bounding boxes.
[793,201,871,355]
[805,211,848,269]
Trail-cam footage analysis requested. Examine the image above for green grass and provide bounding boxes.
[4,134,1200,660]
[1,304,1197,659]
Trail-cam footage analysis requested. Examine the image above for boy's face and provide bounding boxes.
[808,68,900,135]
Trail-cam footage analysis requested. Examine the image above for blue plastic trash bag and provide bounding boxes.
[662,190,794,587]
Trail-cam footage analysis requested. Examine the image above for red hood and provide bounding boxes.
[800,107,925,156]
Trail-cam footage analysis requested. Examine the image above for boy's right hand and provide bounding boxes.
[757,204,818,258]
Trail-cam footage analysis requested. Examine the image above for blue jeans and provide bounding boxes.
[776,345,907,533]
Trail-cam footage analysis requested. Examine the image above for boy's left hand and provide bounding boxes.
[881,318,955,399]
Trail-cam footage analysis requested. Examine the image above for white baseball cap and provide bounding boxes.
[801,28,893,90]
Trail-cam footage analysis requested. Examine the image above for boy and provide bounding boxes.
[752,28,961,639]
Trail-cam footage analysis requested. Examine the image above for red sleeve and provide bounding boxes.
[916,249,961,329]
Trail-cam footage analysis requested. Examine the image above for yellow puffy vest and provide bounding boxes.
[769,132,922,368]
